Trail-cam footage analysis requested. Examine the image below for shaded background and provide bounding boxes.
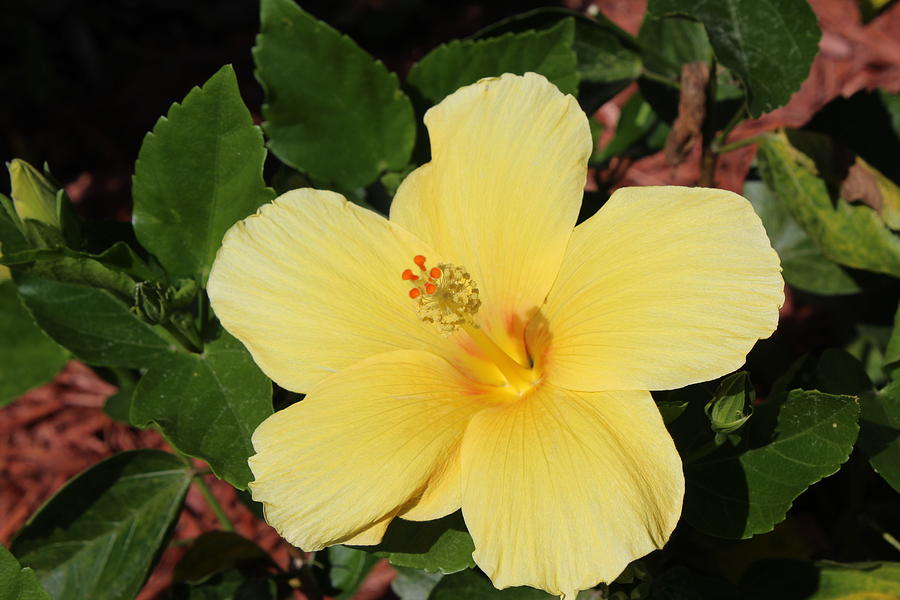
[1,0,576,219]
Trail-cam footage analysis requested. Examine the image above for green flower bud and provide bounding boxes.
[132,281,169,325]
[706,372,754,438]
[8,159,60,229]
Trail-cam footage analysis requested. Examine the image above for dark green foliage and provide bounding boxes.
[369,512,475,574]
[0,281,67,406]
[132,65,275,285]
[648,0,820,116]
[131,330,273,489]
[475,7,643,113]
[254,0,416,190]
[10,451,191,600]
[408,19,579,105]
[14,273,178,368]
[683,390,859,538]
[0,545,51,600]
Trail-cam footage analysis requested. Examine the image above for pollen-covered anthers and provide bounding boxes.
[401,255,481,334]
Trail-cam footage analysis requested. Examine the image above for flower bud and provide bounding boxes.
[132,281,169,325]
[8,159,60,229]
[706,372,753,438]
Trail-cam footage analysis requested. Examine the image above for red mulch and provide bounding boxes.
[594,0,900,193]
[2,1,900,598]
[0,362,294,599]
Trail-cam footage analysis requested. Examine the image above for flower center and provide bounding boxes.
[402,255,481,334]
[402,255,538,395]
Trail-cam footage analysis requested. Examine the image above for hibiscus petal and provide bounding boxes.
[390,72,592,365]
[399,443,462,521]
[461,386,683,598]
[208,188,491,392]
[531,186,783,392]
[249,350,489,550]
[342,514,394,546]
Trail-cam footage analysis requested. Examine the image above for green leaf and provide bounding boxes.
[131,330,272,488]
[169,569,276,600]
[14,272,177,368]
[811,349,900,493]
[391,565,444,600]
[684,390,859,539]
[327,545,380,600]
[10,450,191,600]
[0,544,51,600]
[815,348,874,397]
[647,0,820,116]
[743,560,900,600]
[3,250,136,297]
[657,381,719,455]
[474,7,642,113]
[97,367,140,424]
[656,399,689,424]
[408,19,578,106]
[133,65,275,284]
[2,239,161,286]
[639,15,712,78]
[637,15,745,118]
[0,193,29,256]
[809,561,900,599]
[757,131,900,279]
[880,89,900,138]
[744,180,861,295]
[859,381,900,494]
[884,300,900,377]
[368,512,474,574]
[173,532,272,585]
[0,281,68,406]
[254,0,415,190]
[592,92,663,165]
[429,569,552,599]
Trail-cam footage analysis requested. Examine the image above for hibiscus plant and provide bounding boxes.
[3,1,900,599]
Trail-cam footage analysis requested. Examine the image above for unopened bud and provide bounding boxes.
[706,372,753,439]
[132,281,169,325]
[8,159,59,228]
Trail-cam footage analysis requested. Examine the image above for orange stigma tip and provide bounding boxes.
[409,288,421,299]
[401,269,418,281]
[414,255,427,270]
[424,282,437,294]
[430,267,442,279]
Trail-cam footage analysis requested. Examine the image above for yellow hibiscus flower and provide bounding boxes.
[207,72,783,598]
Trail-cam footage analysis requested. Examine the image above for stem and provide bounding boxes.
[860,514,900,553]
[684,438,722,464]
[698,56,718,187]
[281,548,324,600]
[885,531,900,553]
[174,317,203,352]
[197,291,208,340]
[297,560,323,600]
[462,324,536,394]
[169,536,198,548]
[640,68,681,89]
[711,106,747,152]
[194,475,234,531]
[713,135,765,155]
[158,320,201,354]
